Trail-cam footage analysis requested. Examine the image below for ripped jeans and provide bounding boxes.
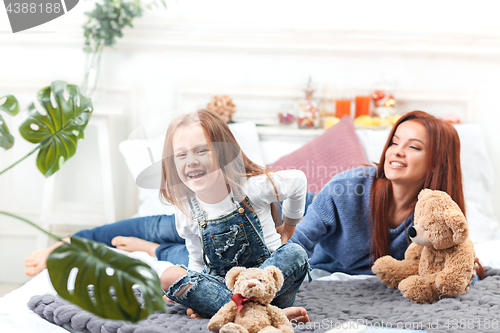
[164,242,309,317]
[163,194,310,317]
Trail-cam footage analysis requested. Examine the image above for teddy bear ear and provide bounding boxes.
[225,267,247,292]
[264,266,284,290]
[444,208,469,244]
[418,188,449,200]
[418,188,433,200]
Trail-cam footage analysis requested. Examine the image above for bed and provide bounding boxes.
[1,119,500,333]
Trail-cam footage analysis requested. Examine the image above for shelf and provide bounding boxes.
[256,125,325,142]
[256,125,325,136]
[255,123,394,142]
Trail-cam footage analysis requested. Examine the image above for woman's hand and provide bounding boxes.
[474,256,485,280]
[468,257,484,287]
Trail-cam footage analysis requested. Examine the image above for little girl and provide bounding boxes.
[158,109,309,318]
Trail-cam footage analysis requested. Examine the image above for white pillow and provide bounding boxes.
[118,122,265,217]
[356,124,500,244]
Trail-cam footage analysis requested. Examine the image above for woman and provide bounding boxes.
[289,110,483,279]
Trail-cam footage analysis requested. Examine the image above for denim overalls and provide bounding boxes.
[164,194,310,317]
[193,195,271,276]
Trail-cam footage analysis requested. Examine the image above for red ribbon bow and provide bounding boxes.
[231,293,257,313]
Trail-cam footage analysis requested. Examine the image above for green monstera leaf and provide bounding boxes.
[0,94,20,150]
[19,81,93,177]
[47,236,167,322]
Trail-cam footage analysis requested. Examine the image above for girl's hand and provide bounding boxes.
[276,224,295,244]
[276,217,300,244]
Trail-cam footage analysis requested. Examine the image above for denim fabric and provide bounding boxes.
[165,242,309,317]
[166,266,232,317]
[72,192,317,267]
[164,196,309,317]
[74,215,189,266]
[190,196,271,276]
[471,274,479,286]
[259,242,310,308]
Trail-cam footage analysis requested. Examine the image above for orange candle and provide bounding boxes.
[355,96,371,117]
[336,99,351,118]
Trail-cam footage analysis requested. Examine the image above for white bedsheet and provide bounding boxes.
[473,239,500,268]
[0,270,63,333]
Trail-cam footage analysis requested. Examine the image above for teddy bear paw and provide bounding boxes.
[398,276,438,304]
[372,256,403,288]
[435,272,469,297]
[259,326,286,333]
[220,323,249,333]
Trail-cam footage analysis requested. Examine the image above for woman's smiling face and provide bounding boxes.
[172,124,227,202]
[384,120,428,186]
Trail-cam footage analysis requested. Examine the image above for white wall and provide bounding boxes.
[1,0,500,283]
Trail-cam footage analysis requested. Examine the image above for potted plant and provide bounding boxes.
[0,81,166,322]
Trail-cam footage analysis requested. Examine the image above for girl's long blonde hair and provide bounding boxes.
[160,109,280,218]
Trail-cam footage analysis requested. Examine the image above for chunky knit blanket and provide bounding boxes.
[29,269,500,333]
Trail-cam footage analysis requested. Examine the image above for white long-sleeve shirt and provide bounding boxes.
[174,170,307,272]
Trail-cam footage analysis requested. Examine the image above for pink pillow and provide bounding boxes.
[267,116,368,193]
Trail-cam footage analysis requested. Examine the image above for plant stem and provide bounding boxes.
[88,45,103,98]
[0,146,40,176]
[82,40,103,97]
[82,53,91,94]
[0,211,63,242]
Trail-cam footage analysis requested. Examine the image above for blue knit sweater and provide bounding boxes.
[289,166,414,275]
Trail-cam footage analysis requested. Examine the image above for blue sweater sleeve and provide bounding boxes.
[289,180,339,258]
[289,167,383,275]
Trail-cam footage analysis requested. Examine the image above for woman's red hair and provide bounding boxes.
[370,111,465,262]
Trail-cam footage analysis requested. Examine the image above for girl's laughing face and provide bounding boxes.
[172,124,227,203]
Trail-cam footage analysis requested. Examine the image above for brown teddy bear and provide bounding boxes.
[207,266,293,333]
[372,189,476,304]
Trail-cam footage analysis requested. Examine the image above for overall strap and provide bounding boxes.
[187,196,211,267]
[231,196,246,215]
[232,196,266,241]
[188,196,206,225]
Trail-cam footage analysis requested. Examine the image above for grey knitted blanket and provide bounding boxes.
[28,269,500,333]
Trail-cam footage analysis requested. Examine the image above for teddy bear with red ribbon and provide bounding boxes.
[207,266,293,333]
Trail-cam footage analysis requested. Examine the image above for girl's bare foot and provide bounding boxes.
[186,308,206,319]
[111,236,160,257]
[284,307,310,323]
[163,295,175,303]
[24,242,64,276]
